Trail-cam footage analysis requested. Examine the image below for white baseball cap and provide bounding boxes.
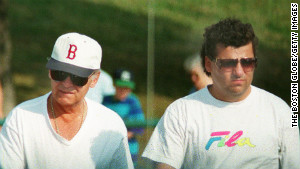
[46,32,102,77]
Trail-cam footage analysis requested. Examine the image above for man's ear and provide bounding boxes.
[205,56,212,73]
[90,71,100,88]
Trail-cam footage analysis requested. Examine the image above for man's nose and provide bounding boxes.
[61,76,74,87]
[233,62,245,77]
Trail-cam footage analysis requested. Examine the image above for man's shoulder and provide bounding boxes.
[251,86,290,116]
[14,93,49,112]
[87,97,116,115]
[4,93,48,127]
[177,87,210,105]
[165,88,209,113]
[252,86,288,105]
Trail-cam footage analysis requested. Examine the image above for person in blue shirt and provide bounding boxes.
[102,69,145,167]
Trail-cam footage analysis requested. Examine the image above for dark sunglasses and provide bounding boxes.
[50,70,93,86]
[214,57,257,72]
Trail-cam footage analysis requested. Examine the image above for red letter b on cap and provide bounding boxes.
[66,44,77,60]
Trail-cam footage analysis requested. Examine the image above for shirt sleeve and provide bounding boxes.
[109,137,134,169]
[0,109,25,169]
[142,101,187,169]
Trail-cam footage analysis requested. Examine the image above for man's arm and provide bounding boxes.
[142,101,187,169]
[278,104,300,169]
[279,124,300,168]
[0,115,25,168]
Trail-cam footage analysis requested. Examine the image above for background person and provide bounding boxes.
[184,53,212,94]
[102,69,145,167]
[86,69,115,104]
[0,32,133,169]
[142,18,300,169]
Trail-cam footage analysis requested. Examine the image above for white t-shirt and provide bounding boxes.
[142,86,300,169]
[86,70,115,104]
[0,93,133,169]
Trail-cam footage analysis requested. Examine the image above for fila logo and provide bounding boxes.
[66,44,77,60]
[205,130,255,150]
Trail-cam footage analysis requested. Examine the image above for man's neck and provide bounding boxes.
[207,85,251,102]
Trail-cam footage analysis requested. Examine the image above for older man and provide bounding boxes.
[0,32,133,169]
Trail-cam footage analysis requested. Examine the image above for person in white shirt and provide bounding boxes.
[142,18,300,169]
[0,32,133,169]
[86,69,115,104]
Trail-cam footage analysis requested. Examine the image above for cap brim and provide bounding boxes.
[115,80,135,89]
[46,58,95,77]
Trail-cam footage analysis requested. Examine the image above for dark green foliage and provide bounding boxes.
[9,0,292,104]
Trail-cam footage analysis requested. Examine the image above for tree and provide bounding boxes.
[0,0,15,119]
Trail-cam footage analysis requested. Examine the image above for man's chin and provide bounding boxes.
[229,86,250,97]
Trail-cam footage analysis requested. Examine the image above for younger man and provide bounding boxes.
[142,18,300,169]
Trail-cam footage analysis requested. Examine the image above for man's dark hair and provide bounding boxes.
[200,18,258,76]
